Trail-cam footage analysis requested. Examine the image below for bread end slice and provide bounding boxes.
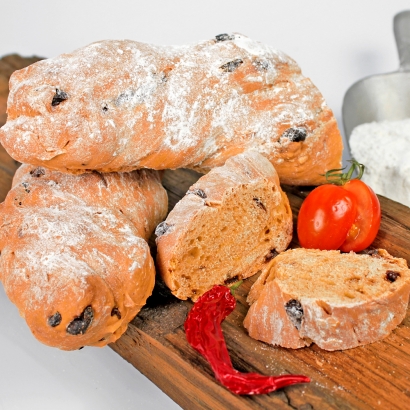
[244,248,410,351]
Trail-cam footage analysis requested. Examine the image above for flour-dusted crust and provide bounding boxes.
[244,248,410,351]
[0,34,342,185]
[156,151,292,301]
[0,165,167,350]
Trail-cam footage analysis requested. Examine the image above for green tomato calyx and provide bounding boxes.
[323,160,365,186]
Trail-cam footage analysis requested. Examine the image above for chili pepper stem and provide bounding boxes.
[322,159,365,185]
[229,280,243,295]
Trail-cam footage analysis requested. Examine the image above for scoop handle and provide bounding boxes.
[394,10,410,71]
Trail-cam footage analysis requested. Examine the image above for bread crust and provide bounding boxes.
[0,34,342,185]
[156,151,292,301]
[0,165,167,350]
[244,248,410,351]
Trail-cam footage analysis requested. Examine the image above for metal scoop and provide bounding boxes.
[342,10,410,149]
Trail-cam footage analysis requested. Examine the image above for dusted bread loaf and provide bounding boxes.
[156,151,292,301]
[0,34,342,185]
[0,165,167,350]
[244,248,410,351]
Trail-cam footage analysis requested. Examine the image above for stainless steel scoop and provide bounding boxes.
[342,10,410,149]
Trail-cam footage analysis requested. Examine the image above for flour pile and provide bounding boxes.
[350,118,410,208]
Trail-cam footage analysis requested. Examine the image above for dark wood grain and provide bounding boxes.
[0,145,19,201]
[109,169,410,410]
[0,54,44,127]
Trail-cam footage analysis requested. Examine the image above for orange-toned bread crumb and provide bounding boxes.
[156,151,292,301]
[244,248,410,351]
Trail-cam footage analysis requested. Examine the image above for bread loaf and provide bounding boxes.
[156,151,292,301]
[244,248,410,351]
[0,164,167,350]
[0,34,342,185]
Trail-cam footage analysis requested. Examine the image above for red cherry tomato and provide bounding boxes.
[297,185,357,250]
[339,179,381,252]
[297,179,381,252]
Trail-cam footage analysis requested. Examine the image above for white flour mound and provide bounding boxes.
[350,118,410,208]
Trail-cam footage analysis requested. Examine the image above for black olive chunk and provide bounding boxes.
[282,127,307,142]
[66,306,93,335]
[220,59,243,73]
[386,270,400,283]
[365,249,381,257]
[215,33,235,42]
[285,299,304,330]
[253,197,267,212]
[111,307,122,319]
[48,312,62,327]
[253,60,269,71]
[155,221,173,238]
[30,167,45,177]
[264,249,278,263]
[186,189,207,199]
[51,89,69,107]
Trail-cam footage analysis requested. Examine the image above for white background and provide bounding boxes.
[0,1,409,409]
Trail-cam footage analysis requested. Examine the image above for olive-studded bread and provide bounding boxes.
[0,164,168,350]
[155,151,293,301]
[0,34,342,185]
[244,248,410,351]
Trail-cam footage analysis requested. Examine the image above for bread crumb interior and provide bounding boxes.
[169,183,290,299]
[275,249,408,304]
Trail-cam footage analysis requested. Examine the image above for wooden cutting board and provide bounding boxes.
[1,146,409,409]
[112,168,410,410]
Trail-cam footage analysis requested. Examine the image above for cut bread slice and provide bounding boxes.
[244,248,410,351]
[155,151,293,301]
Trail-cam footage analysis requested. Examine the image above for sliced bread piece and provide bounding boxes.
[155,151,293,301]
[244,248,410,351]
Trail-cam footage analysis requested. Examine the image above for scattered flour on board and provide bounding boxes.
[350,118,410,207]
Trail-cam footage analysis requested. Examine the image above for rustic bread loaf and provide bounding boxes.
[155,151,292,301]
[0,164,167,350]
[0,34,342,185]
[244,248,410,351]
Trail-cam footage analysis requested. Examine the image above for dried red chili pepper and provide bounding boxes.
[184,284,310,395]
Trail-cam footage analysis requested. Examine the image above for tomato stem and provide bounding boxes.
[322,160,365,185]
